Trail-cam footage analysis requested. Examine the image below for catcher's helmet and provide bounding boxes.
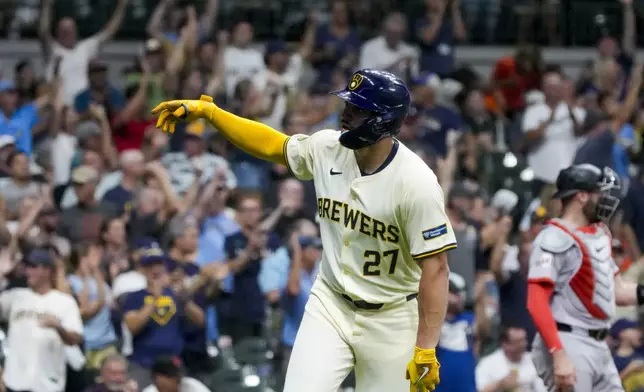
[331,69,410,149]
[552,164,621,221]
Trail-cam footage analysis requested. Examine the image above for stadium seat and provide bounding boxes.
[233,337,273,366]
[205,367,244,392]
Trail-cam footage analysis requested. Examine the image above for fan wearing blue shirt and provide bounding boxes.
[223,192,281,342]
[122,248,204,388]
[281,235,322,363]
[575,71,642,176]
[0,79,51,156]
[67,245,118,369]
[310,1,361,87]
[73,59,125,116]
[409,73,462,157]
[614,122,637,180]
[194,181,239,343]
[258,219,318,305]
[435,273,491,392]
[165,258,220,378]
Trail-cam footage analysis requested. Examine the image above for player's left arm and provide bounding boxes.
[416,252,449,348]
[405,176,457,348]
[403,174,457,390]
[614,274,644,306]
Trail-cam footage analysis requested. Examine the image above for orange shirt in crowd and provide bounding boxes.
[491,56,541,112]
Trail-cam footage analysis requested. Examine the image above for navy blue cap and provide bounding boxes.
[139,246,168,266]
[265,40,289,56]
[25,249,55,267]
[298,236,323,249]
[610,318,639,339]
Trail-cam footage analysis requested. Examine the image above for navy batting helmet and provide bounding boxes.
[552,164,621,221]
[331,69,411,150]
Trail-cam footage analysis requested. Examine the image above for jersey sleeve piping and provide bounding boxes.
[282,136,294,176]
[412,242,458,260]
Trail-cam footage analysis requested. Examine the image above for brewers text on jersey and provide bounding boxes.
[317,197,400,244]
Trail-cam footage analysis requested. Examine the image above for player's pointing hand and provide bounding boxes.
[406,347,441,391]
[151,95,216,134]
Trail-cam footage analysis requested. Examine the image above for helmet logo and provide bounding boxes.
[348,74,364,90]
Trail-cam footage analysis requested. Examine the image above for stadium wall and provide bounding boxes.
[0,41,637,84]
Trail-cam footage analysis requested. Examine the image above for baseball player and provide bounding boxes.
[527,164,644,391]
[152,69,456,392]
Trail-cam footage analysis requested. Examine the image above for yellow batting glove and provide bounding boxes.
[151,95,216,134]
[406,346,440,392]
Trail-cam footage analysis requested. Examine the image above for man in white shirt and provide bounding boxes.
[0,249,83,392]
[476,325,546,392]
[520,72,586,197]
[359,12,419,81]
[223,21,265,98]
[251,41,302,131]
[251,15,316,131]
[38,0,129,104]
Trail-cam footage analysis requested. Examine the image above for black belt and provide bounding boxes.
[341,293,418,310]
[556,322,609,341]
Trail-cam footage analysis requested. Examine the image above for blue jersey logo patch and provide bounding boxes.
[423,224,448,240]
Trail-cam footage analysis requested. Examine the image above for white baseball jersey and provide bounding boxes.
[284,129,457,304]
[528,218,618,330]
[0,288,83,392]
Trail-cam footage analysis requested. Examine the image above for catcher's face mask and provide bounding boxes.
[594,166,621,222]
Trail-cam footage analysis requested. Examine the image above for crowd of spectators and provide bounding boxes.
[0,0,644,391]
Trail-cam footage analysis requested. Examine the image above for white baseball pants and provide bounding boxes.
[283,279,418,392]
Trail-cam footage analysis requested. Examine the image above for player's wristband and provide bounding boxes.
[636,284,644,306]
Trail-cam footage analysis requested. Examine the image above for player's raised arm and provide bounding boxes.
[152,95,289,166]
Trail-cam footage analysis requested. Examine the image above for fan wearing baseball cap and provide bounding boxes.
[121,247,204,388]
[0,249,83,392]
[0,78,45,156]
[141,356,210,392]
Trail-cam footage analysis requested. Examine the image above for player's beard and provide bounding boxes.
[582,198,600,224]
